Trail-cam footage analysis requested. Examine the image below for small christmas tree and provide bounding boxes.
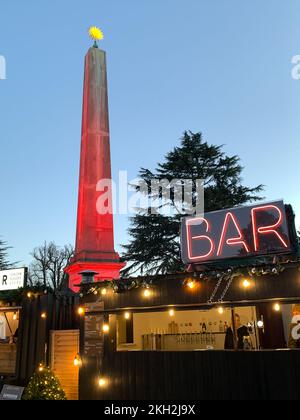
[23,364,67,400]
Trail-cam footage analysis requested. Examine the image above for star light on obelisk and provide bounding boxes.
[88,26,104,48]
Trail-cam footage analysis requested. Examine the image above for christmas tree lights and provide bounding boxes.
[23,365,67,401]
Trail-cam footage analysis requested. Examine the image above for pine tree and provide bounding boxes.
[23,365,67,400]
[0,239,13,270]
[122,131,264,276]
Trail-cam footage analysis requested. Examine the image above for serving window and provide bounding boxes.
[115,303,300,352]
[116,306,260,352]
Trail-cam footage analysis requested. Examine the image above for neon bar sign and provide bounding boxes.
[181,201,292,264]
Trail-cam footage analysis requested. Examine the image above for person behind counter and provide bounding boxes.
[224,313,251,350]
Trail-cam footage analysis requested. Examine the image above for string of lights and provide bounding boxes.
[78,260,298,299]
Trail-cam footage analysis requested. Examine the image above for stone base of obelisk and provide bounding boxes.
[66,253,126,292]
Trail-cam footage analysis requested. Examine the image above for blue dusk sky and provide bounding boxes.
[0,0,300,265]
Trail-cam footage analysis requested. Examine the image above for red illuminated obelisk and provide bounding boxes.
[66,40,125,291]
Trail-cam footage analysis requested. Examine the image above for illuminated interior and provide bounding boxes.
[116,303,300,351]
[116,306,260,351]
[0,309,19,343]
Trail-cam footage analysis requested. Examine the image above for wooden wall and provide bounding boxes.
[0,344,16,375]
[79,266,300,400]
[15,294,79,384]
[101,267,300,312]
[80,350,300,400]
[50,330,80,400]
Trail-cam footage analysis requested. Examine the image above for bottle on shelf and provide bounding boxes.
[219,321,224,333]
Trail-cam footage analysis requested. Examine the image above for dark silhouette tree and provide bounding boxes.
[122,131,264,275]
[0,239,14,270]
[28,242,74,291]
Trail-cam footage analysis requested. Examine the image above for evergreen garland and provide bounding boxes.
[78,260,299,298]
[0,285,53,305]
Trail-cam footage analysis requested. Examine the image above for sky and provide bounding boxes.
[0,0,300,266]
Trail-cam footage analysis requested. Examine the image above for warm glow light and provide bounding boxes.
[78,307,85,316]
[274,303,281,312]
[124,312,131,320]
[143,289,151,298]
[98,377,108,388]
[218,307,224,315]
[41,312,47,319]
[242,279,251,289]
[13,312,18,321]
[101,288,107,296]
[27,292,32,299]
[257,320,264,329]
[102,324,110,333]
[169,309,175,317]
[38,364,44,372]
[74,354,82,368]
[187,280,196,290]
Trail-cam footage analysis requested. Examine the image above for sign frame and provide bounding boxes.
[181,200,295,265]
[0,267,27,292]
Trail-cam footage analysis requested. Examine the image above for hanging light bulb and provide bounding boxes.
[41,312,47,319]
[102,323,110,333]
[187,280,196,290]
[169,309,175,317]
[27,292,32,299]
[242,279,251,289]
[78,307,85,316]
[274,303,281,312]
[257,320,264,329]
[98,377,108,388]
[218,307,224,315]
[124,312,131,320]
[73,354,82,368]
[143,289,151,298]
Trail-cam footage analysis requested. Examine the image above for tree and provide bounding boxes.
[122,131,264,276]
[0,238,14,270]
[28,242,74,291]
[23,365,67,400]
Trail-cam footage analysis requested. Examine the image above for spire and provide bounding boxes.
[65,28,125,292]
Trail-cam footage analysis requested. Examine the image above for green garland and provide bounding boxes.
[79,277,156,297]
[0,285,53,305]
[79,261,289,298]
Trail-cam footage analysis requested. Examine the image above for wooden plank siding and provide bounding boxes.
[80,350,300,400]
[50,330,80,401]
[15,294,79,385]
[0,344,16,375]
[99,267,300,312]
[78,265,300,400]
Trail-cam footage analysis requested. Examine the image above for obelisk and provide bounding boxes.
[66,28,125,291]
